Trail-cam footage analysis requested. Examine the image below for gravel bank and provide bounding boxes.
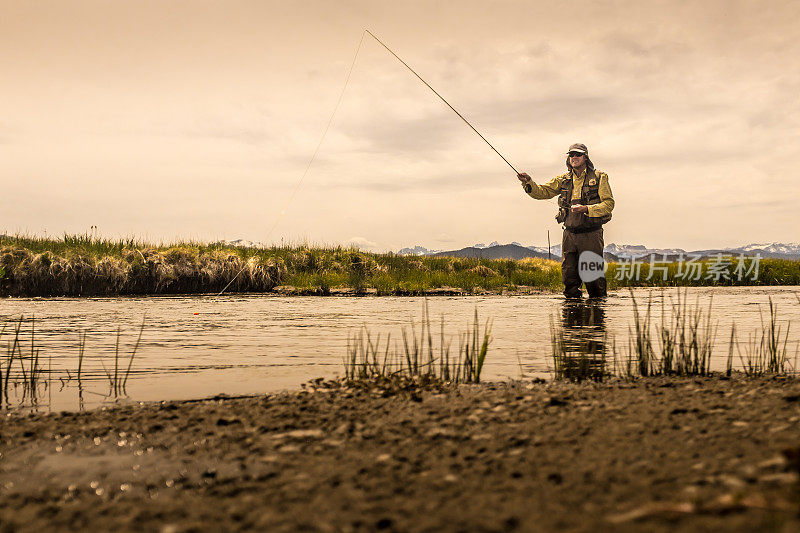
[2,376,799,532]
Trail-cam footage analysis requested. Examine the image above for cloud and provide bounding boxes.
[338,113,461,156]
[180,108,276,145]
[327,167,504,193]
[345,236,379,250]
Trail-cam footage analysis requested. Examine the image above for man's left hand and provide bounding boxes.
[570,205,589,214]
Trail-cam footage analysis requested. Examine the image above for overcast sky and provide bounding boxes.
[3,0,799,251]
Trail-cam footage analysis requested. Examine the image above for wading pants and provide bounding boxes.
[561,228,607,298]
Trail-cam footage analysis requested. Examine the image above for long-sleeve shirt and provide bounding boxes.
[523,168,615,218]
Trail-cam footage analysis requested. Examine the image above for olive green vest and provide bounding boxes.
[556,170,612,232]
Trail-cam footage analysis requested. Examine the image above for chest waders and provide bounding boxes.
[557,170,611,298]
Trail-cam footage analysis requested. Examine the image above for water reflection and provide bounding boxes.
[1,288,797,411]
[552,298,607,381]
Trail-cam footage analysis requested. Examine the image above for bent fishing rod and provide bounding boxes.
[364,30,520,175]
[217,30,520,296]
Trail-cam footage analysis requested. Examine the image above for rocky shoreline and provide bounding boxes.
[2,376,800,531]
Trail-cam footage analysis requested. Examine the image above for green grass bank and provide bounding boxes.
[1,235,798,297]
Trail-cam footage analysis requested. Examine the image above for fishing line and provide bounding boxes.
[364,29,519,175]
[217,31,367,296]
[218,29,518,295]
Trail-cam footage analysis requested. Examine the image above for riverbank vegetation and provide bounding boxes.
[0,234,561,296]
[551,291,798,383]
[1,234,799,297]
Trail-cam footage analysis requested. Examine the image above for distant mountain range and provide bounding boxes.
[398,242,800,261]
[399,243,558,260]
[428,243,554,260]
[220,238,800,261]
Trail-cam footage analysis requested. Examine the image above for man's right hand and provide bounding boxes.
[517,172,532,184]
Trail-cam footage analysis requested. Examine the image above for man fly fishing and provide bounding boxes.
[217,32,618,299]
[517,144,615,298]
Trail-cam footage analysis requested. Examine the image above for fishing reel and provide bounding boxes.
[555,196,571,224]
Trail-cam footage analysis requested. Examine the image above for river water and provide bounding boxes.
[1,287,798,411]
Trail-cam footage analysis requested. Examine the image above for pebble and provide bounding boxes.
[757,456,787,469]
[682,485,700,496]
[271,429,324,440]
[758,472,799,485]
[425,427,457,438]
[545,396,567,406]
[718,475,746,489]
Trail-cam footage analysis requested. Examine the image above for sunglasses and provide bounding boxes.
[568,152,585,158]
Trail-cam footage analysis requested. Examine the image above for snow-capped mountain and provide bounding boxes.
[594,242,800,260]
[396,242,800,260]
[526,245,561,256]
[604,243,687,258]
[223,239,263,248]
[397,245,442,256]
[732,243,800,255]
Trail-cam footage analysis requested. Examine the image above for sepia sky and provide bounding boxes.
[3,0,799,251]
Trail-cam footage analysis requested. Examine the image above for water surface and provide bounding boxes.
[2,287,798,411]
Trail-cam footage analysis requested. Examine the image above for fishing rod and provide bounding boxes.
[365,30,520,175]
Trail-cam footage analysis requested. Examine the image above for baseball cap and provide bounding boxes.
[567,143,588,154]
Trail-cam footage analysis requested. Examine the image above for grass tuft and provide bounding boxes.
[736,297,790,376]
[344,302,491,384]
[1,315,145,409]
[553,290,794,381]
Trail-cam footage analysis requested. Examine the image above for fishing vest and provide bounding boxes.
[556,169,612,232]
